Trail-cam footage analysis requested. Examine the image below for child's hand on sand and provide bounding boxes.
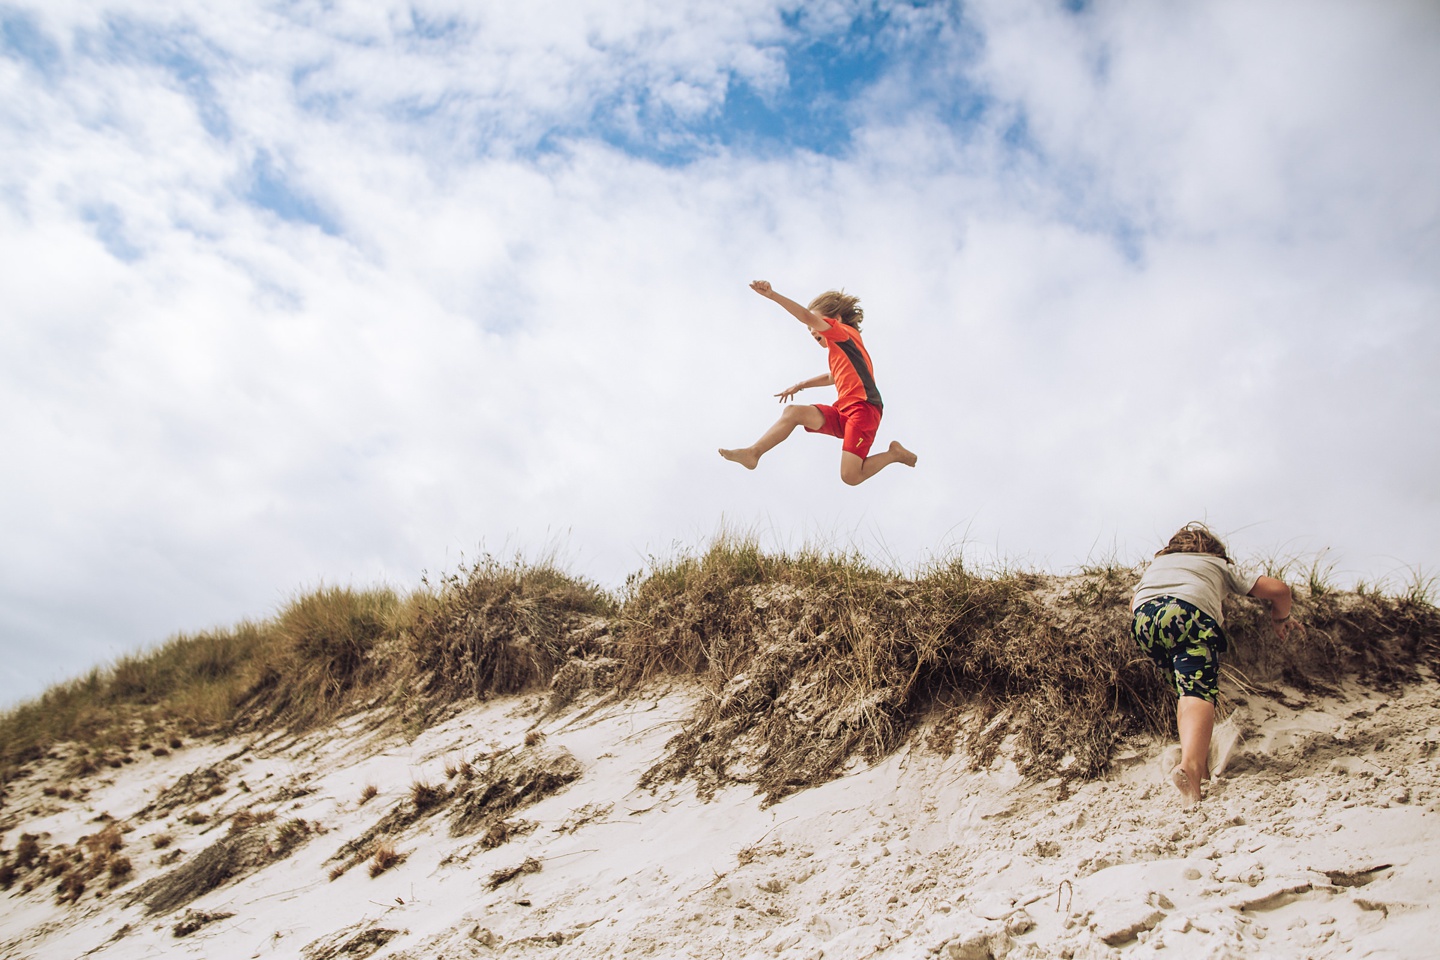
[1273,617,1301,641]
[750,280,773,297]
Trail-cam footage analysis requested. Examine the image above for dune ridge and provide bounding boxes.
[1,542,1436,957]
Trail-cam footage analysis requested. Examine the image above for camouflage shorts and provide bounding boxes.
[1131,596,1228,702]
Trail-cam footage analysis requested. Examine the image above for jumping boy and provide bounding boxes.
[720,280,916,485]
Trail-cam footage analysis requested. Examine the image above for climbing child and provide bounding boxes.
[1131,523,1296,805]
[719,280,916,486]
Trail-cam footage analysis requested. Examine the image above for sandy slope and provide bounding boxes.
[2,676,1437,960]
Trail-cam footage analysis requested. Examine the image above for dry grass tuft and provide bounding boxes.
[487,856,541,889]
[406,555,612,709]
[228,809,277,835]
[618,541,1048,799]
[449,745,582,837]
[241,587,402,730]
[367,841,405,878]
[409,780,449,813]
[106,855,134,887]
[172,908,234,938]
[271,818,314,858]
[480,818,539,849]
[12,822,138,905]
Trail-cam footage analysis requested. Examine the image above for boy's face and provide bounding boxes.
[812,332,826,347]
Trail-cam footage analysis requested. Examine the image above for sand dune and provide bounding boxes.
[2,675,1437,959]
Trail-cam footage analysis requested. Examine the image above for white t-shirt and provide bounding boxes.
[1131,553,1259,627]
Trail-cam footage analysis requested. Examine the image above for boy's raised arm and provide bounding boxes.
[750,280,828,334]
[1249,575,1296,638]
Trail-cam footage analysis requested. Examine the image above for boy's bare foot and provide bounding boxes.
[719,448,759,470]
[890,441,917,467]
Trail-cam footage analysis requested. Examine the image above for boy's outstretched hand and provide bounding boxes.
[750,280,773,297]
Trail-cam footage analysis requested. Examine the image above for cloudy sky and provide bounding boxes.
[2,0,1437,707]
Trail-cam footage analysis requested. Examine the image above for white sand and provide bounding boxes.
[2,676,1437,959]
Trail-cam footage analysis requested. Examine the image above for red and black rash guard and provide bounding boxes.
[818,316,883,411]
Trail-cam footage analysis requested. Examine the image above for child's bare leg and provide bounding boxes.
[720,405,825,470]
[839,442,918,486]
[1174,695,1214,804]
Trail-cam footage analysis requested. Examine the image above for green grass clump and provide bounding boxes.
[240,586,404,729]
[0,624,275,772]
[0,556,612,779]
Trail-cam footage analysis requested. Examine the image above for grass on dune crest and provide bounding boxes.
[0,622,276,770]
[406,555,613,711]
[1,536,1437,805]
[0,557,610,777]
[618,540,1146,800]
[238,586,406,729]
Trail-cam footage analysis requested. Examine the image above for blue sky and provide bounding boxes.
[2,0,1438,708]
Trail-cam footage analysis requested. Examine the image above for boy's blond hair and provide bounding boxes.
[1156,522,1231,562]
[808,290,863,329]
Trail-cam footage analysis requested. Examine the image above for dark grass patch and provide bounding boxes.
[480,817,539,849]
[488,856,542,889]
[144,761,237,817]
[128,816,315,915]
[173,908,234,937]
[409,780,449,813]
[449,745,582,837]
[302,925,400,960]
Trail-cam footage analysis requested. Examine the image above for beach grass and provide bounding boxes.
[2,536,1436,802]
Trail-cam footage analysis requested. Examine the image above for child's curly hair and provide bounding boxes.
[1156,522,1231,561]
[808,290,863,329]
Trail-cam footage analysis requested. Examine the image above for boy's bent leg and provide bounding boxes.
[1167,606,1223,804]
[839,441,918,485]
[720,405,826,470]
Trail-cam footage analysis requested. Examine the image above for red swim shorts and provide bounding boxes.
[806,402,882,459]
